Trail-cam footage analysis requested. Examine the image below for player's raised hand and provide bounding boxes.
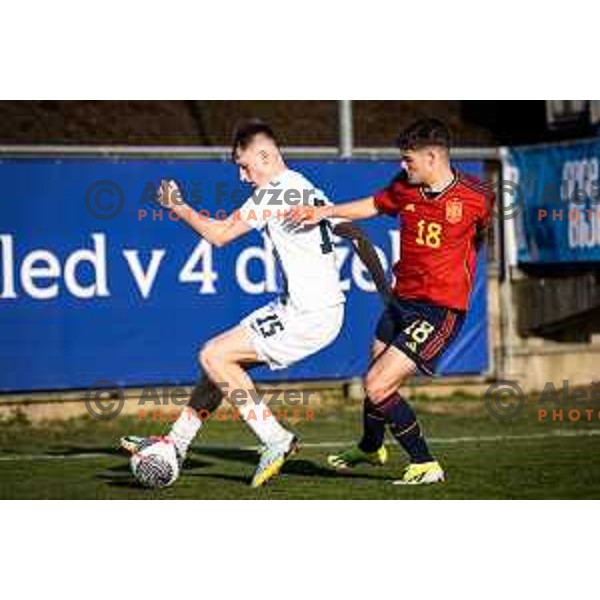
[157,179,183,210]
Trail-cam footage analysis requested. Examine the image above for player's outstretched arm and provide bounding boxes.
[289,196,380,224]
[325,196,380,221]
[157,180,251,247]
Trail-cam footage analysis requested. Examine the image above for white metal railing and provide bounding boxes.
[0,145,501,161]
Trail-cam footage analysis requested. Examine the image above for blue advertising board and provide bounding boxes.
[0,157,488,391]
[508,139,600,264]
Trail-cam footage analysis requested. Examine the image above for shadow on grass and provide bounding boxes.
[190,447,389,483]
[96,444,388,490]
[282,458,388,481]
[45,445,121,457]
[97,455,215,488]
[191,446,258,465]
[188,472,249,484]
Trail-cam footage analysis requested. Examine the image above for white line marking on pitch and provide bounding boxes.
[309,428,600,447]
[0,428,599,462]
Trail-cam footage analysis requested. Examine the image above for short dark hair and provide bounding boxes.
[396,118,451,152]
[231,119,278,160]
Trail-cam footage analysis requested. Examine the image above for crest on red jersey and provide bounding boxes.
[446,198,463,224]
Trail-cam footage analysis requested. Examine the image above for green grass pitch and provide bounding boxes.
[1,393,599,499]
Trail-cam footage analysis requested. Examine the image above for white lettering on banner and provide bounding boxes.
[63,233,109,299]
[21,250,61,299]
[235,242,389,296]
[333,246,351,292]
[562,158,599,205]
[352,247,389,292]
[568,198,600,250]
[0,235,17,298]
[333,244,389,293]
[236,238,276,294]
[1,233,109,300]
[123,249,166,299]
[0,232,396,301]
[178,239,218,294]
[562,158,600,251]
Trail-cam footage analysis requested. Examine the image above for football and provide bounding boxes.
[130,438,180,489]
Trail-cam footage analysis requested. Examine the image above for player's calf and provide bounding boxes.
[366,393,435,465]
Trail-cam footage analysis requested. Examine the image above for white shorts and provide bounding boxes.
[240,299,344,371]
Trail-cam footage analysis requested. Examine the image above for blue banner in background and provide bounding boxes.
[508,139,600,264]
[0,157,488,391]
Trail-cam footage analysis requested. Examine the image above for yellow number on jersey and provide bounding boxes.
[416,220,443,249]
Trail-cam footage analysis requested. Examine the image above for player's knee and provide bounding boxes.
[199,341,221,375]
[198,345,209,370]
[364,374,392,404]
[367,386,392,405]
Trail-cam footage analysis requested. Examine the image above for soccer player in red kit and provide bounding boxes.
[293,118,491,484]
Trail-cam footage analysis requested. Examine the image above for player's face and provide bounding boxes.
[401,149,436,185]
[235,147,271,188]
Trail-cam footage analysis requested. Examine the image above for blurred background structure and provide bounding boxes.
[1,100,599,146]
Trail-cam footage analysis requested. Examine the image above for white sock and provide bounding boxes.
[238,401,293,448]
[168,407,203,456]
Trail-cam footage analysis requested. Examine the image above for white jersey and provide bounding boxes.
[238,169,345,311]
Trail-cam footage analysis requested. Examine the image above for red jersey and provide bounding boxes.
[373,170,492,312]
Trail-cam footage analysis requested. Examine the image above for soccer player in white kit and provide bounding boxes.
[121,120,346,487]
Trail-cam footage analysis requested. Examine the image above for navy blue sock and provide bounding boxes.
[358,398,386,453]
[380,394,433,464]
